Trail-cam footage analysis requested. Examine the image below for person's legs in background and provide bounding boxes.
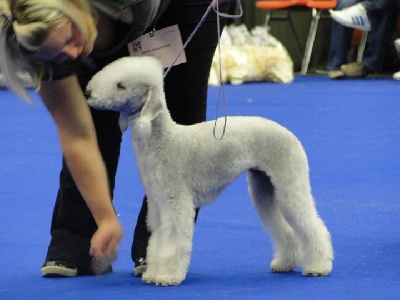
[360,6,398,74]
[329,0,394,31]
[363,0,393,10]
[328,0,399,79]
[340,4,399,77]
[327,0,360,79]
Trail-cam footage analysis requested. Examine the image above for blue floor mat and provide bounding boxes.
[0,76,399,299]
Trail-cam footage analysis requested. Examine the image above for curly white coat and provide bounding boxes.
[86,56,333,286]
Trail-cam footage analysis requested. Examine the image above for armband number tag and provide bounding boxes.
[127,25,186,69]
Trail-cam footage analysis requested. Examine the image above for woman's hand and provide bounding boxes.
[90,217,123,258]
[90,217,122,274]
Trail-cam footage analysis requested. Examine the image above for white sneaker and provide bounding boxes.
[329,3,371,31]
[393,71,400,81]
[394,38,400,54]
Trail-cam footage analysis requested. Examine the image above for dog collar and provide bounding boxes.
[126,103,145,117]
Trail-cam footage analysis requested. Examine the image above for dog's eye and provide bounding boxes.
[117,82,126,89]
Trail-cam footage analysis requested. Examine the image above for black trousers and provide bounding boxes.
[45,0,230,274]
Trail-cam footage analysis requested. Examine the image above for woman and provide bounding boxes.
[0,0,230,277]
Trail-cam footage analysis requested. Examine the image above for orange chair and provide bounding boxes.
[256,0,338,75]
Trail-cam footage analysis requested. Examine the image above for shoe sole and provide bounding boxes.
[133,265,147,277]
[328,70,345,80]
[41,265,78,277]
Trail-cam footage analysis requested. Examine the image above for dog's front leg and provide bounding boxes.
[142,193,195,286]
[141,198,161,283]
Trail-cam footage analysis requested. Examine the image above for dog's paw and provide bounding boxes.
[91,254,116,275]
[142,271,155,284]
[270,259,296,273]
[142,272,183,286]
[302,261,332,277]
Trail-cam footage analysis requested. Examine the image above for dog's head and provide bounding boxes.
[86,56,164,118]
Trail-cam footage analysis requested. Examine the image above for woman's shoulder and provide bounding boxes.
[91,0,171,57]
[90,0,159,20]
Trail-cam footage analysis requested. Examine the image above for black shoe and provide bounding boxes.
[41,260,78,277]
[133,257,147,277]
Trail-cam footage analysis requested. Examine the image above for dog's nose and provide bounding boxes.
[117,82,126,90]
[84,90,91,98]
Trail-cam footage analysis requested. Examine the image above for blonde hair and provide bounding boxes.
[0,0,97,102]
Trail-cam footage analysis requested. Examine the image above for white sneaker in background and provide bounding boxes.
[394,38,400,54]
[393,39,400,80]
[329,3,371,31]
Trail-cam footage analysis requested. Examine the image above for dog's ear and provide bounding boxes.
[137,88,163,137]
[118,113,129,133]
[139,88,163,122]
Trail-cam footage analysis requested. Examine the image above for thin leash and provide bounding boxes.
[163,0,243,139]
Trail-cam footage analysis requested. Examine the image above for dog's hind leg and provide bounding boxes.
[142,193,196,286]
[247,170,299,273]
[271,175,333,277]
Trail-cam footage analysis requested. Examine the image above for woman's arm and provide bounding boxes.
[39,75,122,258]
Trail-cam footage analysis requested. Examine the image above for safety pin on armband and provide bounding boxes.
[1,13,15,31]
[149,27,156,37]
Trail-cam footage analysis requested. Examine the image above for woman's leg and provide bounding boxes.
[362,5,399,73]
[131,0,231,270]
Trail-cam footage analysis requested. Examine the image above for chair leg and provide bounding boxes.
[357,31,368,62]
[301,9,322,75]
[265,11,272,26]
[265,10,303,61]
[287,11,304,61]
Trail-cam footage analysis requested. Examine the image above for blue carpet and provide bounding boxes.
[0,76,399,299]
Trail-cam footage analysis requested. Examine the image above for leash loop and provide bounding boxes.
[163,0,244,139]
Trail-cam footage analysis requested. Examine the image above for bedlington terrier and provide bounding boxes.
[86,56,333,286]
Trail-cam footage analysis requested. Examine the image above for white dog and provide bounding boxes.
[86,56,333,286]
